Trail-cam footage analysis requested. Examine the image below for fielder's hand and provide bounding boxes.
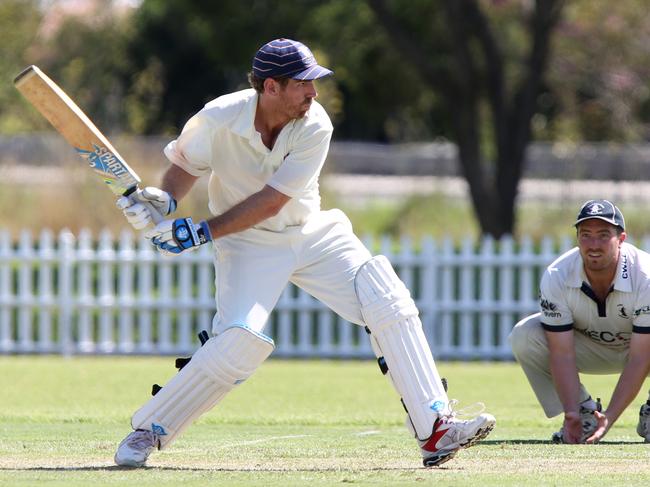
[116,187,177,230]
[145,217,212,255]
[562,411,583,444]
[585,410,609,444]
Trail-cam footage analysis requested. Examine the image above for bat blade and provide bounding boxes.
[14,65,141,197]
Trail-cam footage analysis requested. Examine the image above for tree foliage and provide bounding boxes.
[0,0,45,133]
[4,0,650,236]
[364,0,564,237]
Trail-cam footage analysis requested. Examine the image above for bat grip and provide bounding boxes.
[143,201,164,225]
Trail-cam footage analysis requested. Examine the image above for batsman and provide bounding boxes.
[114,38,495,468]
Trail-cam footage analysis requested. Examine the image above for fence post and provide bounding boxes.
[58,230,75,356]
[439,237,454,358]
[157,253,173,353]
[77,229,94,352]
[0,230,13,352]
[458,237,474,358]
[98,230,116,353]
[498,236,515,354]
[276,286,293,356]
[478,235,495,358]
[17,230,34,352]
[420,236,437,354]
[177,252,193,352]
[37,229,55,353]
[117,231,136,353]
[136,237,156,353]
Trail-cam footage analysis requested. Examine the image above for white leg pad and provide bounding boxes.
[355,255,448,440]
[131,325,274,449]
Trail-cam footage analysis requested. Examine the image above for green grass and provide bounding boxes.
[1,357,650,486]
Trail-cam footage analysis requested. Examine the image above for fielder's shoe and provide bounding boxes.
[114,429,159,467]
[419,402,496,467]
[636,401,650,443]
[551,397,601,444]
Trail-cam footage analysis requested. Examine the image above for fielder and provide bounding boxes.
[509,199,650,444]
[113,38,495,468]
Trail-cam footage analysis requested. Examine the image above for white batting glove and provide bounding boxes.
[116,187,177,230]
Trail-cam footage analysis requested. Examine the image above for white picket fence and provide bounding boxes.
[0,229,586,360]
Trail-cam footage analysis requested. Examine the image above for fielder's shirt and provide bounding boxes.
[539,242,650,349]
[164,88,333,232]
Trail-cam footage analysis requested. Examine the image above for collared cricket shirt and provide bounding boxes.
[539,242,650,349]
[164,88,333,232]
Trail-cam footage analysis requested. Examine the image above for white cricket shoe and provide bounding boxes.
[636,401,650,443]
[551,397,601,444]
[418,402,496,467]
[114,429,159,467]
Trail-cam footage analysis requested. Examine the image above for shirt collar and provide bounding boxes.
[230,89,259,139]
[613,244,632,292]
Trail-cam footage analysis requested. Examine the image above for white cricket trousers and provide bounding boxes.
[509,313,629,417]
[211,209,372,335]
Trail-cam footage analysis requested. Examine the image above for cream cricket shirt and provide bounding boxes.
[164,88,333,232]
[539,242,650,349]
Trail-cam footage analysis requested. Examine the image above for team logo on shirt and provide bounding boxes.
[540,298,561,318]
[617,304,629,318]
[634,305,650,317]
[577,328,631,345]
[540,299,557,311]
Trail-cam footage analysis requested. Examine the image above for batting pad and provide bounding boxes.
[131,325,274,449]
[355,255,448,440]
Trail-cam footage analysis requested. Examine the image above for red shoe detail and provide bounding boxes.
[420,418,449,452]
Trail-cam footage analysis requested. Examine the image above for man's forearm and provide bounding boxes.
[549,353,582,414]
[605,357,650,425]
[206,185,290,239]
[161,164,199,202]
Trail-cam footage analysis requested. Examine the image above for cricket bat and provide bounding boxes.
[13,65,162,222]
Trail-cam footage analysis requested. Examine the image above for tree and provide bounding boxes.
[367,0,565,238]
[0,0,45,133]
[544,0,650,141]
[124,0,331,134]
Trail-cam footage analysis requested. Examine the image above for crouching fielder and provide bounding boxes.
[114,38,495,468]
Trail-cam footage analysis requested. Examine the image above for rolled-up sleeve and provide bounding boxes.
[267,126,332,198]
[632,282,650,333]
[164,113,213,177]
[539,271,574,332]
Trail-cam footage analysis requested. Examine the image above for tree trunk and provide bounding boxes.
[369,0,564,238]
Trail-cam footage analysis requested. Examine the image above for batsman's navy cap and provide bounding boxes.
[574,199,625,231]
[252,38,333,81]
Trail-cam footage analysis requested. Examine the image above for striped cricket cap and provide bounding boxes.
[252,38,333,81]
[574,199,625,231]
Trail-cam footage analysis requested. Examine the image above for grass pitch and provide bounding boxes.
[1,357,650,486]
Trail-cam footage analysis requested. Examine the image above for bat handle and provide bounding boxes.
[143,201,165,226]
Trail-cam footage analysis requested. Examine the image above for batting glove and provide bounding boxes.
[116,187,177,230]
[145,217,212,255]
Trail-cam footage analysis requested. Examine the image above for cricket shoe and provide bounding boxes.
[114,429,160,467]
[418,402,496,467]
[636,400,650,443]
[551,397,601,444]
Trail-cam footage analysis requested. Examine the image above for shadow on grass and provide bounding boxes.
[486,439,645,445]
[0,465,449,472]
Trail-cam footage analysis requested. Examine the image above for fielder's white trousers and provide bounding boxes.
[509,313,629,417]
[211,209,372,335]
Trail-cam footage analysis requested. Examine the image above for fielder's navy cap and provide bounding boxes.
[252,38,333,80]
[575,199,625,231]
